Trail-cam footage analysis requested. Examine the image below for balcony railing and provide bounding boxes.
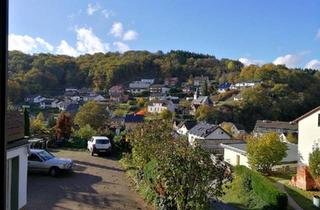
[7,111,25,143]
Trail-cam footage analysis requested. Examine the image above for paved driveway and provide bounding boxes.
[26,149,152,210]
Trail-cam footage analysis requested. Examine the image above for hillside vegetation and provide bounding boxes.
[8,50,320,130]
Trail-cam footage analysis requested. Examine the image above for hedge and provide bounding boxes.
[234,166,288,210]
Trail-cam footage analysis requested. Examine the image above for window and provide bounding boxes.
[28,154,42,162]
[318,114,320,127]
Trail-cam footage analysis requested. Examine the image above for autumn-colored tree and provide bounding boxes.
[160,109,173,120]
[30,112,48,136]
[247,133,287,174]
[55,112,72,141]
[74,101,108,129]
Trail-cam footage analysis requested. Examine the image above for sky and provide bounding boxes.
[9,0,320,69]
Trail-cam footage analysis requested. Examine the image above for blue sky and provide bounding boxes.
[9,0,320,69]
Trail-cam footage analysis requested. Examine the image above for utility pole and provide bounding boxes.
[0,0,8,209]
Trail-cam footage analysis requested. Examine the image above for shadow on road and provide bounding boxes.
[27,172,122,210]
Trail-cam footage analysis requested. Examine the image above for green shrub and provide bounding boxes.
[234,166,287,210]
[309,147,320,178]
[64,137,87,148]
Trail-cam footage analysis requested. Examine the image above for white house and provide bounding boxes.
[33,95,46,104]
[221,142,298,167]
[129,81,152,94]
[6,112,29,210]
[290,106,320,190]
[147,100,175,114]
[141,79,155,84]
[175,120,197,136]
[39,99,54,109]
[187,122,235,153]
[292,106,320,165]
[230,81,258,90]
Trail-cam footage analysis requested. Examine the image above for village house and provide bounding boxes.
[190,89,213,114]
[291,106,320,190]
[253,120,298,136]
[129,80,152,94]
[193,76,209,87]
[219,122,247,137]
[187,122,236,154]
[39,98,55,109]
[147,100,175,114]
[217,82,231,93]
[221,142,298,167]
[6,111,29,210]
[164,77,179,87]
[149,84,170,98]
[65,88,79,96]
[124,114,144,131]
[230,81,259,90]
[175,120,197,135]
[109,85,129,103]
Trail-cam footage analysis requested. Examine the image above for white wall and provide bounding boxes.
[298,109,320,165]
[177,126,188,135]
[7,144,28,209]
[223,148,249,167]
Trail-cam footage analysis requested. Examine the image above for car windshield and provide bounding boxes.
[37,151,55,161]
[96,139,109,144]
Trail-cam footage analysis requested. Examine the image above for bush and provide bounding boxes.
[309,147,320,178]
[64,137,87,148]
[234,166,287,210]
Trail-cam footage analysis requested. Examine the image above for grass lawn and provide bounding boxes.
[269,170,320,210]
[220,172,267,210]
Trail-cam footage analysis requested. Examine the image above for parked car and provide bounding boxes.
[87,136,112,156]
[28,149,73,177]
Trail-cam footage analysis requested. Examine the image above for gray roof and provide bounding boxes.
[221,142,298,163]
[255,120,297,131]
[188,122,219,138]
[192,96,212,105]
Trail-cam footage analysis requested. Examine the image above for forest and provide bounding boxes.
[8,50,320,130]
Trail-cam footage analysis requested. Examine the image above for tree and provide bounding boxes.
[309,147,320,178]
[30,112,48,136]
[286,132,298,144]
[55,112,72,141]
[74,101,108,129]
[128,121,232,209]
[75,124,97,140]
[160,109,172,120]
[195,105,213,122]
[201,80,208,96]
[247,133,287,174]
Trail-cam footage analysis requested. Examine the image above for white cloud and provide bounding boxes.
[273,54,304,68]
[76,27,109,54]
[9,34,54,53]
[87,3,101,15]
[110,22,124,38]
[113,42,130,53]
[316,29,320,40]
[305,59,320,70]
[239,58,264,66]
[56,40,78,57]
[123,30,138,41]
[102,9,110,18]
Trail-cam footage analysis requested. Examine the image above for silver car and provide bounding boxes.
[28,149,73,177]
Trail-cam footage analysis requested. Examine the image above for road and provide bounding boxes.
[26,149,152,210]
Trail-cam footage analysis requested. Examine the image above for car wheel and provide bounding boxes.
[49,167,59,177]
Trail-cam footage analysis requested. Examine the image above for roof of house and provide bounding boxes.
[218,82,231,89]
[192,96,212,105]
[220,122,246,131]
[66,103,80,112]
[148,100,173,106]
[124,114,144,123]
[188,122,220,137]
[135,109,146,116]
[177,120,197,130]
[254,120,297,131]
[221,142,298,163]
[292,106,320,123]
